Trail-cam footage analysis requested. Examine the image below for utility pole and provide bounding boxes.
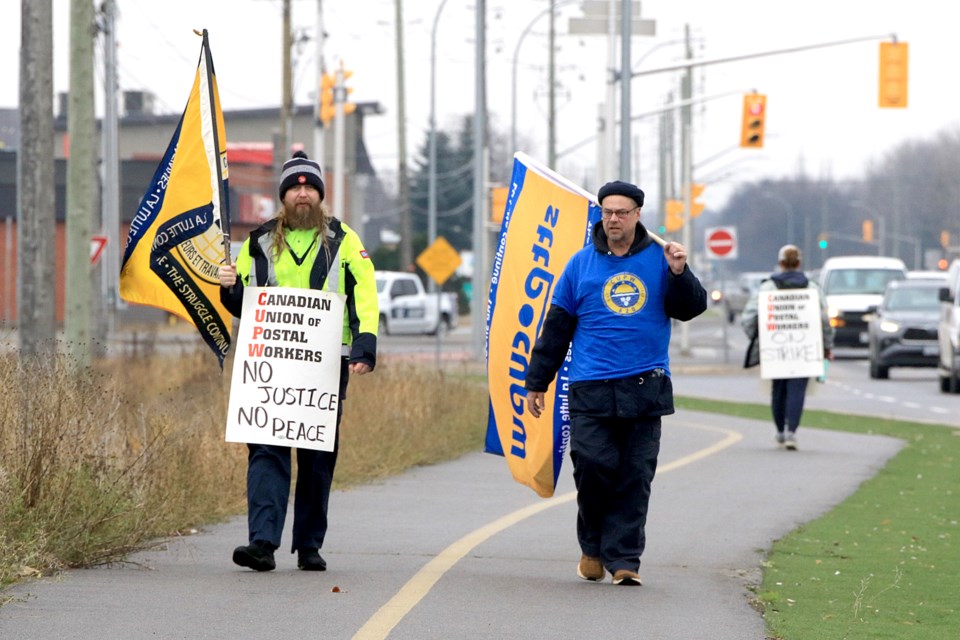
[18,0,56,359]
[602,0,616,180]
[65,0,96,367]
[395,0,412,270]
[471,0,487,360]
[680,24,693,161]
[658,92,675,233]
[100,0,119,348]
[618,0,631,180]
[678,24,694,354]
[333,63,348,226]
[568,1,655,179]
[547,2,556,169]
[313,1,326,180]
[277,0,292,177]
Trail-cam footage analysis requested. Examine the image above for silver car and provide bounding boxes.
[867,279,941,379]
[719,272,768,323]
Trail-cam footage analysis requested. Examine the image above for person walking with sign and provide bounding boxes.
[524,180,707,586]
[218,151,378,571]
[741,244,833,450]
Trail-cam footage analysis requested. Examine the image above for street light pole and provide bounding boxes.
[759,192,796,246]
[470,0,487,360]
[429,0,450,250]
[427,0,451,365]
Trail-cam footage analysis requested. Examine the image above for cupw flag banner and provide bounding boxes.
[119,30,232,366]
[484,153,601,498]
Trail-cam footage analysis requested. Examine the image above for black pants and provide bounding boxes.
[771,377,809,432]
[569,414,661,573]
[246,358,349,553]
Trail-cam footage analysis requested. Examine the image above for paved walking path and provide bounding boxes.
[0,409,902,640]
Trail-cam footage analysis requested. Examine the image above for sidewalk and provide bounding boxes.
[0,411,904,639]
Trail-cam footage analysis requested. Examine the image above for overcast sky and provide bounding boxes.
[2,0,958,210]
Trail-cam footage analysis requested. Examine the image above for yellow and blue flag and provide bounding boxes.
[484,153,600,497]
[119,30,232,366]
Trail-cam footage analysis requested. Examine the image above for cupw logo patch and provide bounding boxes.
[602,273,647,315]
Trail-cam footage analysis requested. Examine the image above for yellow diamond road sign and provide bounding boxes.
[416,236,462,286]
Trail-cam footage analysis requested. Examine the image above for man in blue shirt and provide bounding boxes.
[525,180,706,586]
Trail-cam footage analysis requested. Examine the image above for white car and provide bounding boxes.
[819,256,907,348]
[375,271,458,336]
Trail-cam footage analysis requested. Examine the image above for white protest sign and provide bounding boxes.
[758,288,824,380]
[226,286,346,452]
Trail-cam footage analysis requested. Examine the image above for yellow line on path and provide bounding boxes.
[352,421,742,640]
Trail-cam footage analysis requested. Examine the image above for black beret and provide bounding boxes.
[278,150,325,201]
[597,180,645,208]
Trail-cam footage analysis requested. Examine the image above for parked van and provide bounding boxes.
[936,259,960,392]
[818,256,907,347]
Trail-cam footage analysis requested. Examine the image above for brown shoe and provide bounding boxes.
[577,554,605,581]
[612,569,642,586]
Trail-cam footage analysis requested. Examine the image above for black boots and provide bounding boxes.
[232,541,276,572]
[297,548,327,571]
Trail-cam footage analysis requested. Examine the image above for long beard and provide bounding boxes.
[282,201,324,230]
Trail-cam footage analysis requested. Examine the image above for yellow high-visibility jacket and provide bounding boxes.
[221,217,378,368]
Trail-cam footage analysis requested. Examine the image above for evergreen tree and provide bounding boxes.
[408,118,475,252]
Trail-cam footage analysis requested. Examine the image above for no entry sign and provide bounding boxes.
[705,226,737,260]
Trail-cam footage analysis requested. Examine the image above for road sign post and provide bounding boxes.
[416,235,463,367]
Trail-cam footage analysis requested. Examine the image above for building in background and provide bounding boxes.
[0,95,396,326]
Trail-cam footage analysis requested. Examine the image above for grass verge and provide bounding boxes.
[676,396,959,640]
[0,351,487,595]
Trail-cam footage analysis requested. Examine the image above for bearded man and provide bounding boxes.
[218,150,378,572]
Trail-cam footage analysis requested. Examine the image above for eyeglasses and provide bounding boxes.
[600,207,639,220]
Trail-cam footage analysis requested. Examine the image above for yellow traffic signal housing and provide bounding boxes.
[339,68,357,118]
[664,200,684,232]
[320,73,336,126]
[320,70,357,127]
[879,42,908,108]
[690,183,705,218]
[740,93,767,148]
[941,230,951,249]
[862,220,874,243]
[490,185,509,224]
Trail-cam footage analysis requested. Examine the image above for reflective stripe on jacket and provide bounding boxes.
[220,216,378,368]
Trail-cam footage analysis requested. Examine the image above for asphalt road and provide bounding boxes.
[0,313,926,638]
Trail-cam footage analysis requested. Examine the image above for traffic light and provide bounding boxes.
[662,185,704,231]
[320,69,357,128]
[818,233,829,250]
[878,41,908,108]
[338,68,357,118]
[862,220,874,243]
[740,93,767,148]
[664,200,684,232]
[320,73,336,126]
[690,183,705,218]
[490,185,508,224]
[941,230,950,249]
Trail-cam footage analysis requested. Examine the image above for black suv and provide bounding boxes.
[867,279,942,379]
